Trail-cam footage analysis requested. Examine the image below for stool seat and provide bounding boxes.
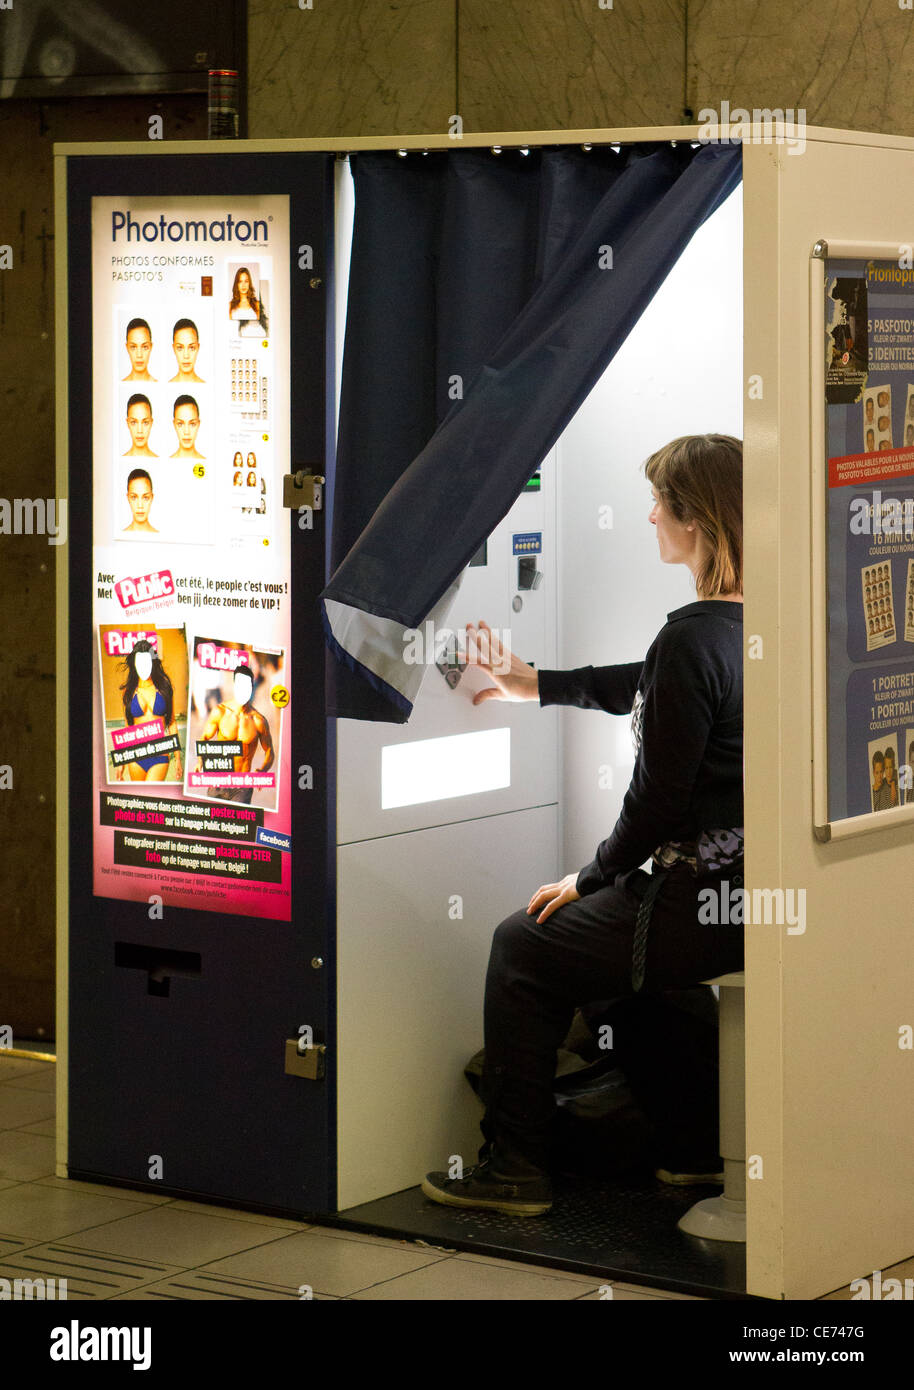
[702,971,745,988]
[678,973,746,1242]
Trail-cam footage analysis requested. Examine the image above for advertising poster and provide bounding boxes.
[97,623,188,785]
[91,195,292,919]
[824,258,914,822]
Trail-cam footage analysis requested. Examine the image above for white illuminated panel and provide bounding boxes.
[381,728,511,809]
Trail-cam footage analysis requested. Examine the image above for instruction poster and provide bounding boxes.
[824,258,914,822]
[91,194,292,919]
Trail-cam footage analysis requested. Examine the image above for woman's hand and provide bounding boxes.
[526,872,581,924]
[465,620,539,705]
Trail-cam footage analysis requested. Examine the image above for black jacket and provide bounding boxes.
[537,600,743,895]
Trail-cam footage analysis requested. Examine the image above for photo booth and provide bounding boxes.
[54,124,914,1300]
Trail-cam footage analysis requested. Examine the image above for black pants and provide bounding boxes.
[479,863,745,1174]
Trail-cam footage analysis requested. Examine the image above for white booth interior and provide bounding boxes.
[333,162,744,1212]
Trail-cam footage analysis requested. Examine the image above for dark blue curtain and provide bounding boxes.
[322,142,742,722]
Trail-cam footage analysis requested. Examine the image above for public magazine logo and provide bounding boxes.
[196,642,252,671]
[103,630,159,656]
[114,570,175,610]
[111,211,268,245]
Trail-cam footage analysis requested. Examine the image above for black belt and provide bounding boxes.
[631,869,667,993]
[630,863,745,992]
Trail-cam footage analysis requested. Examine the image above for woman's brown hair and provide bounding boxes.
[644,434,743,598]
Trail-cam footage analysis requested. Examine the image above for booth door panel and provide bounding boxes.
[63,151,335,1215]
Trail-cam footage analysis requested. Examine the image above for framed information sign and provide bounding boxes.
[812,239,914,839]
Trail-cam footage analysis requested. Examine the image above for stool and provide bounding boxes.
[677,971,746,1242]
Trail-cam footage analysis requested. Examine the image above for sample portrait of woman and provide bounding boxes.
[122,318,155,383]
[233,450,243,470]
[247,470,257,486]
[884,746,899,806]
[246,451,257,470]
[233,470,243,487]
[422,434,745,1217]
[115,640,183,783]
[229,267,260,320]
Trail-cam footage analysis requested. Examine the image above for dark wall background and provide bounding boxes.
[0,95,207,1041]
[3,0,908,1040]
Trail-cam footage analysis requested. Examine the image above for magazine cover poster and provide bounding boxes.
[185,637,286,814]
[98,624,188,786]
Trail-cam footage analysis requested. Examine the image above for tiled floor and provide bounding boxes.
[1,1055,910,1301]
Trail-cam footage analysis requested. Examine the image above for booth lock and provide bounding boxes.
[282,470,325,511]
[284,1040,326,1080]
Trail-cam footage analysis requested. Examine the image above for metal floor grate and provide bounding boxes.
[327,1171,750,1299]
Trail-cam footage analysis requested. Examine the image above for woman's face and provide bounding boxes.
[233,451,243,467]
[134,651,153,681]
[649,486,703,571]
[238,272,251,298]
[246,453,255,467]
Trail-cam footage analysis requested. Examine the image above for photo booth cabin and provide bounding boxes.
[55,126,914,1302]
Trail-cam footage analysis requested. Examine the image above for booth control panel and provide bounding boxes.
[336,454,558,844]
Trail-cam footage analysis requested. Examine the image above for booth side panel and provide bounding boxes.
[743,142,787,1300]
[751,135,914,1299]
